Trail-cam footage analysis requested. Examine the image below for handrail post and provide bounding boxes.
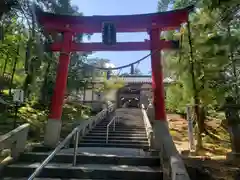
[117,116,120,123]
[106,105,109,120]
[106,116,118,143]
[113,117,116,131]
[73,129,79,166]
[106,126,109,143]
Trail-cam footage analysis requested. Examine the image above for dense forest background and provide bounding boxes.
[159,0,240,149]
[0,0,124,139]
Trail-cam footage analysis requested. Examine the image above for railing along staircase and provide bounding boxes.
[79,108,149,149]
[0,103,191,180]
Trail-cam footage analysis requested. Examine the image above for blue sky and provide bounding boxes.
[71,0,159,74]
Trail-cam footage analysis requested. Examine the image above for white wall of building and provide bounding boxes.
[104,89,117,101]
[83,89,117,102]
[85,89,92,101]
[83,83,153,102]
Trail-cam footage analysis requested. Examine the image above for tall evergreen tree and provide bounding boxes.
[159,0,240,149]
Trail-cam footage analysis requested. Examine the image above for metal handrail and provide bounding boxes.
[28,104,115,180]
[28,127,79,180]
[141,104,153,147]
[141,104,152,129]
[106,116,119,143]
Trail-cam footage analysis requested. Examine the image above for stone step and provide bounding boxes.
[18,153,160,167]
[30,145,55,153]
[75,143,149,149]
[98,120,144,123]
[95,124,145,126]
[98,124,145,127]
[89,130,147,134]
[100,120,143,122]
[3,178,125,180]
[83,136,148,140]
[87,132,147,137]
[99,121,144,124]
[4,163,162,180]
[100,119,143,122]
[3,178,121,180]
[90,127,146,130]
[80,139,149,145]
[95,124,145,127]
[93,127,146,131]
[97,126,145,129]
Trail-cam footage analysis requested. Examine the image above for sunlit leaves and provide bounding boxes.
[160,0,240,113]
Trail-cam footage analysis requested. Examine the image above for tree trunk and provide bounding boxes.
[195,104,203,150]
[23,73,33,99]
[9,44,20,95]
[187,21,203,150]
[2,54,8,76]
[231,126,240,153]
[40,61,51,104]
[228,25,239,100]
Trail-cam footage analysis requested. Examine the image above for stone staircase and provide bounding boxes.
[2,152,162,179]
[78,108,149,149]
[1,108,163,180]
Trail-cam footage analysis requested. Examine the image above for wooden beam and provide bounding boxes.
[50,40,177,52]
[36,6,192,33]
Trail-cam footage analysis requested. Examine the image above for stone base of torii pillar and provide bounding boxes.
[44,119,62,147]
[152,120,191,180]
[152,120,176,151]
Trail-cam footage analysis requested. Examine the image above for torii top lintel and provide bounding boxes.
[36,6,193,33]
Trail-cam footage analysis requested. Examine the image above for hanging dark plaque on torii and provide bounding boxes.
[102,22,117,45]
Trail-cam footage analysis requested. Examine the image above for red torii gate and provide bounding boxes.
[36,6,191,147]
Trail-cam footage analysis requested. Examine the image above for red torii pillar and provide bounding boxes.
[36,7,190,147]
[150,29,166,121]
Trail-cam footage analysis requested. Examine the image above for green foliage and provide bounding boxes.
[0,0,97,138]
[166,83,190,113]
[101,79,125,92]
[61,102,91,123]
[16,101,91,139]
[0,0,92,102]
[159,0,240,149]
[161,0,240,112]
